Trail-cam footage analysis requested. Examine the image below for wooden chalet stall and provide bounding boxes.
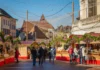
[0,41,4,66]
[56,33,100,65]
[88,41,100,65]
[0,41,15,66]
[19,41,33,59]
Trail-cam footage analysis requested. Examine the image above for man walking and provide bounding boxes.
[38,46,44,65]
[50,47,56,63]
[79,46,83,64]
[31,47,37,66]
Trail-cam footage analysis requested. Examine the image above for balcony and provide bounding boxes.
[2,25,10,29]
[74,15,100,25]
[82,15,100,25]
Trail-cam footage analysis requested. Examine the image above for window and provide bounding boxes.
[11,25,13,29]
[8,21,9,26]
[88,0,97,17]
[6,20,7,25]
[14,26,15,30]
[3,19,5,25]
[10,24,12,29]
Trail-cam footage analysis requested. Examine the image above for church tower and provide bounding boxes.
[40,14,45,21]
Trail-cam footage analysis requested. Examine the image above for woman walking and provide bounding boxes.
[68,46,73,63]
[15,48,20,63]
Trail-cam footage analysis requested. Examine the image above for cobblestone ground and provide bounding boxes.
[0,60,99,70]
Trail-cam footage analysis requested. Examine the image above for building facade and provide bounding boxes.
[72,0,100,35]
[19,14,54,42]
[0,8,16,37]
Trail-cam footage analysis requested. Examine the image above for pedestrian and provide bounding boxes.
[27,47,31,59]
[31,46,37,66]
[0,45,3,54]
[73,46,78,63]
[82,46,87,64]
[48,47,52,62]
[51,47,56,63]
[78,45,83,64]
[15,48,20,63]
[43,47,47,62]
[68,46,73,63]
[38,46,44,65]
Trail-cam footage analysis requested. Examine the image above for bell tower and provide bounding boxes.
[40,14,45,21]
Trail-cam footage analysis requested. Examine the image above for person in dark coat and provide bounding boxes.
[78,46,83,64]
[43,47,47,62]
[15,48,20,63]
[48,47,52,62]
[38,46,44,65]
[31,47,37,66]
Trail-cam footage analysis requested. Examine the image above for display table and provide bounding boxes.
[56,51,70,61]
[19,56,28,59]
[5,56,15,64]
[86,53,100,65]
[0,59,4,66]
[56,51,100,65]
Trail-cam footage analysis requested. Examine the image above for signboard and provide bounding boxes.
[19,47,27,57]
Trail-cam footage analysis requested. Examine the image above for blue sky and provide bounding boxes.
[0,0,79,28]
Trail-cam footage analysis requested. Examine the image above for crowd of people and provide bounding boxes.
[14,46,56,66]
[31,46,56,66]
[68,44,87,64]
[14,44,89,65]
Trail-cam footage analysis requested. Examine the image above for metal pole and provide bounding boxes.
[35,32,36,41]
[26,10,28,41]
[72,1,74,24]
[34,25,36,41]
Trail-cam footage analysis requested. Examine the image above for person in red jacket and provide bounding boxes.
[68,46,73,63]
[15,48,20,63]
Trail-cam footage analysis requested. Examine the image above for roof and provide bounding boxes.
[22,15,54,32]
[21,21,34,33]
[40,14,45,21]
[56,25,71,32]
[0,8,13,18]
[69,34,83,38]
[70,32,100,39]
[87,32,100,37]
[21,15,54,40]
[34,26,48,39]
[31,14,54,30]
[23,23,48,39]
[39,20,54,29]
[63,26,72,29]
